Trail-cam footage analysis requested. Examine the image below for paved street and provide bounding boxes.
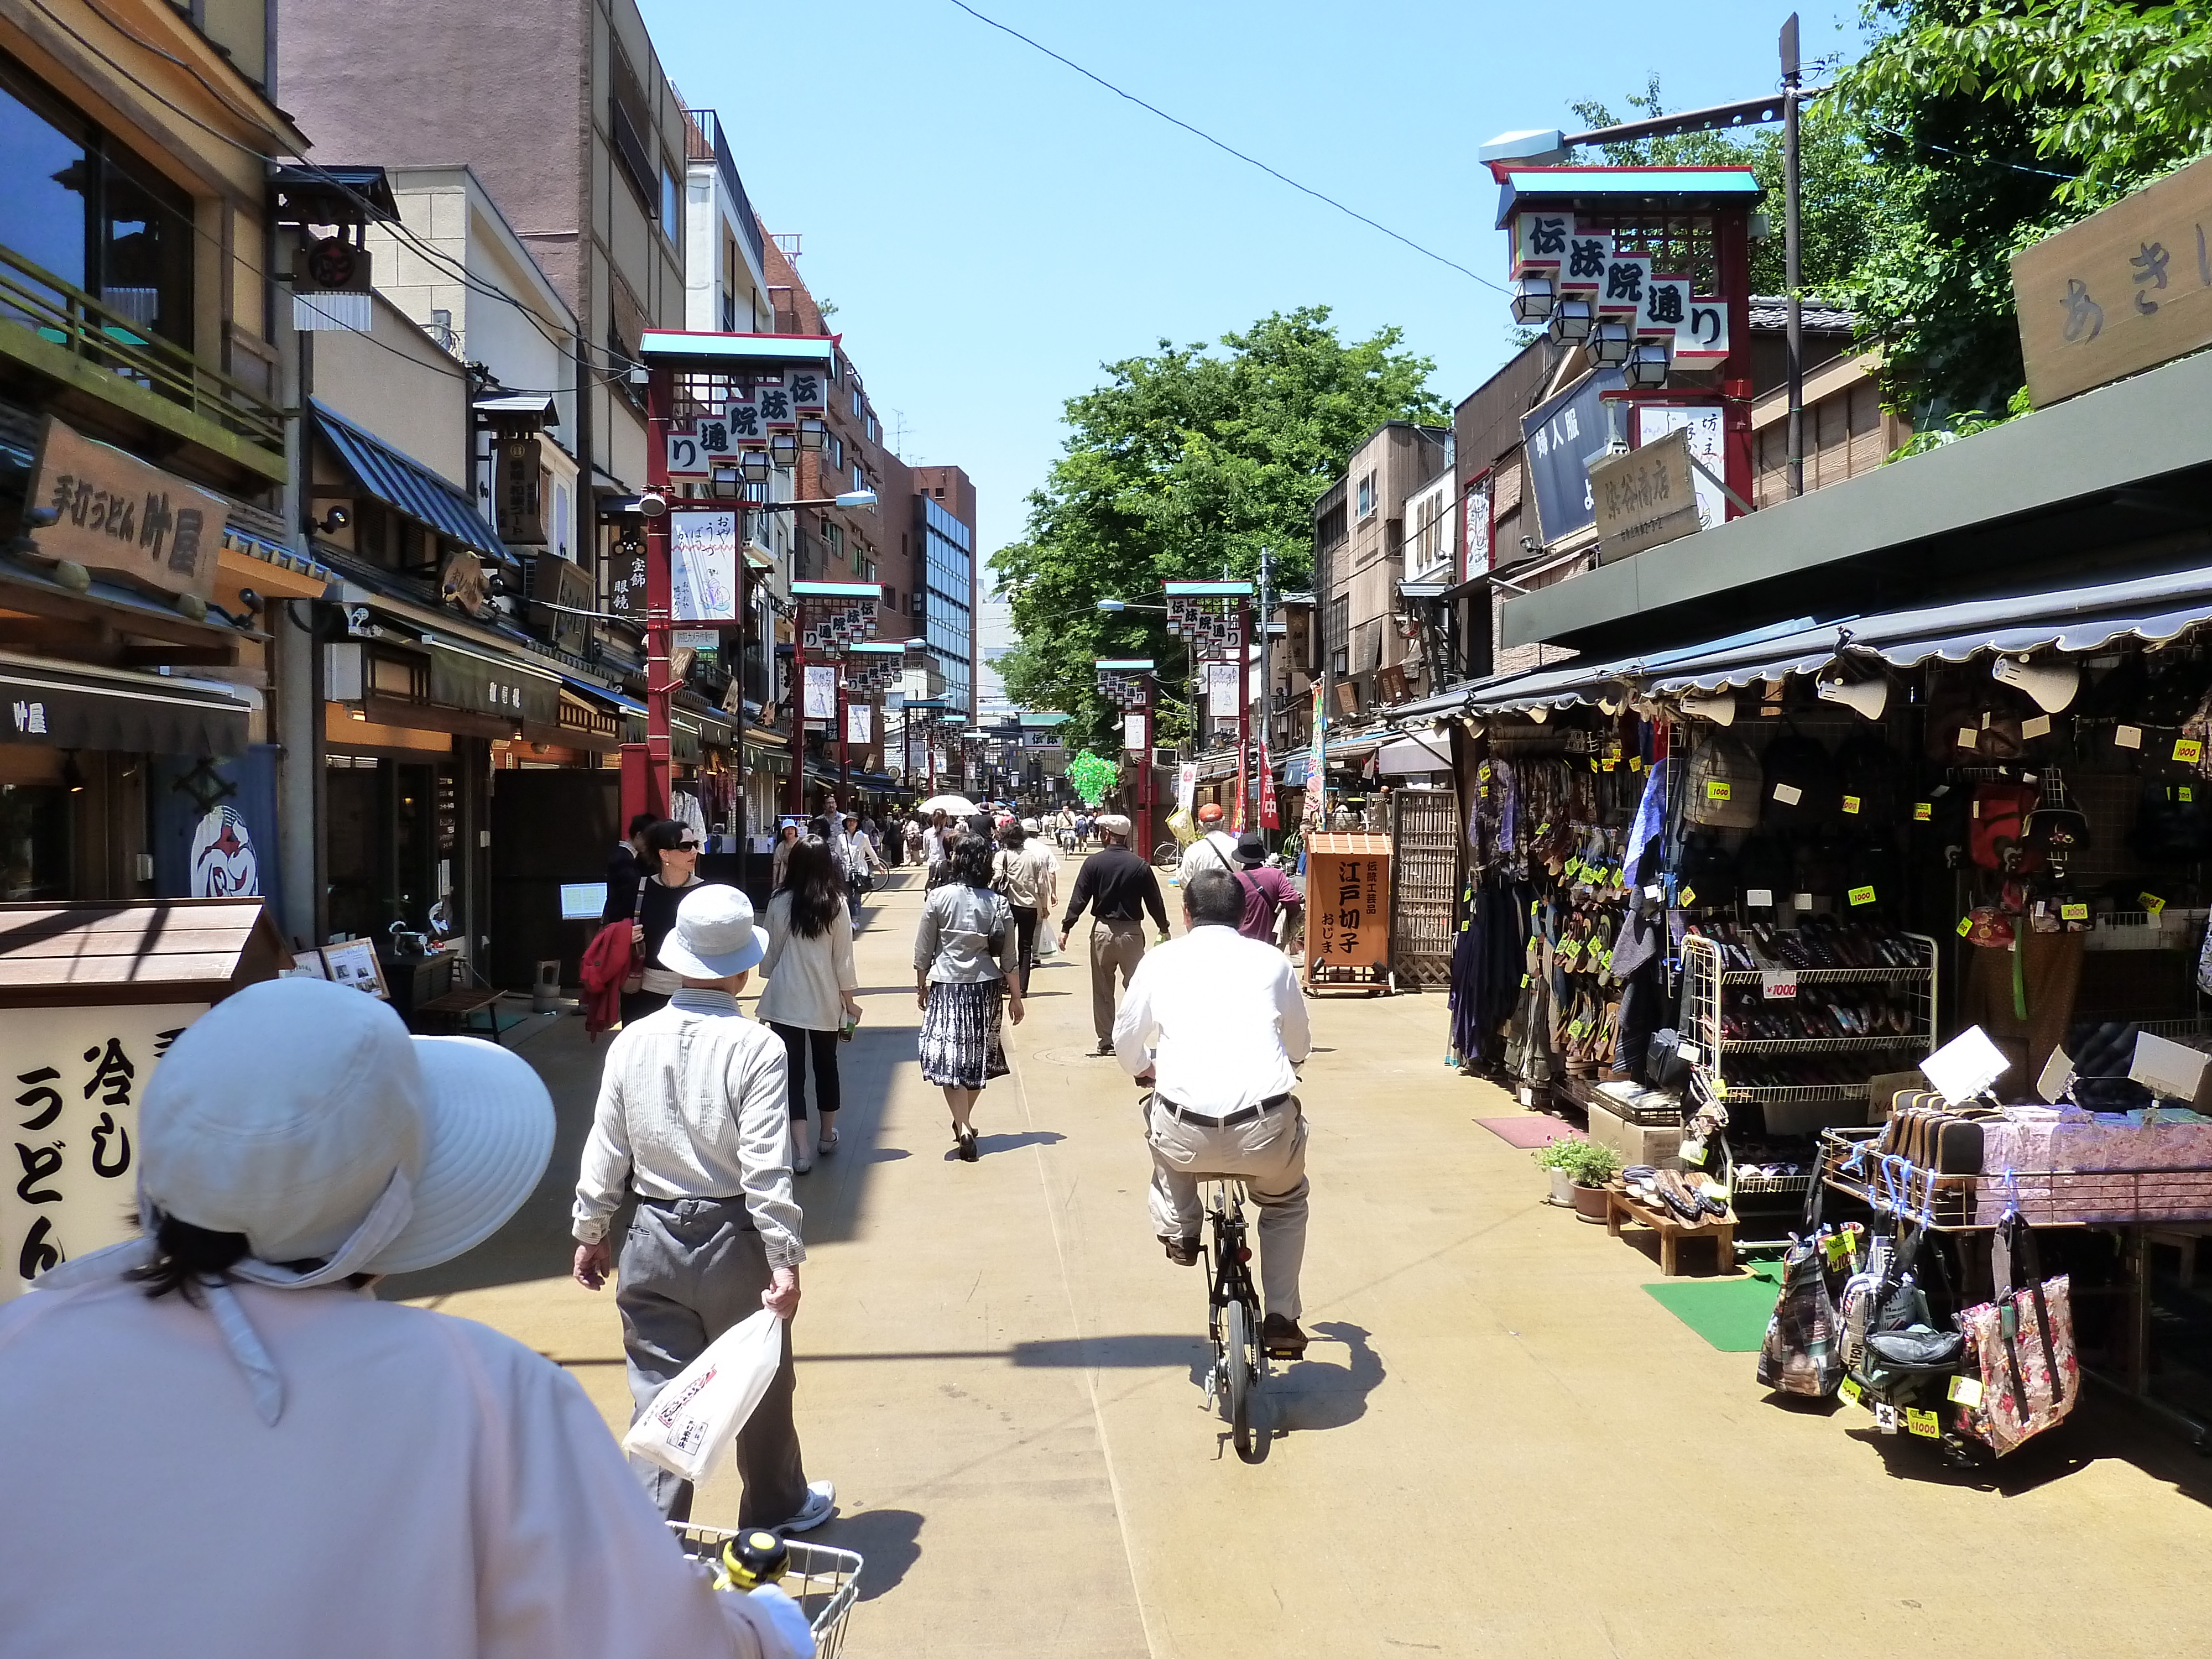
[390,859,2212,1658]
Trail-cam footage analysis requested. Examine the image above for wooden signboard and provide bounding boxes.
[2012,153,2212,408]
[25,416,227,601]
[1303,831,1392,994]
[1590,427,1700,563]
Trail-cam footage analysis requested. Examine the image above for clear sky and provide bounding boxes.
[641,0,1865,655]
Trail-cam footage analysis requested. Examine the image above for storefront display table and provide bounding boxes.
[1605,1185,1736,1276]
[411,985,510,1041]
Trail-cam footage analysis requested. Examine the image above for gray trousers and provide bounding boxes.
[1089,918,1147,1042]
[1146,1094,1310,1321]
[616,1197,808,1526]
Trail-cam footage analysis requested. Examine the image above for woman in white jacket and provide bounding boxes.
[758,837,862,1171]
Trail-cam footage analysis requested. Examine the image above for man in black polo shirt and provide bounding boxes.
[1060,812,1170,1056]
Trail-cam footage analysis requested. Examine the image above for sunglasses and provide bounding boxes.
[671,841,700,853]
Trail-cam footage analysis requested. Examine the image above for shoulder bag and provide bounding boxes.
[1758,1179,1844,1398]
[1954,1204,2079,1457]
[620,879,648,997]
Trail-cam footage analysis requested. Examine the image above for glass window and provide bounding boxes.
[0,69,87,299]
[98,149,193,341]
[0,782,69,899]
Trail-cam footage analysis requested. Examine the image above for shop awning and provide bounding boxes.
[1428,555,2212,716]
[311,400,513,566]
[0,653,251,754]
[558,671,644,716]
[1376,731,1454,773]
[422,633,561,727]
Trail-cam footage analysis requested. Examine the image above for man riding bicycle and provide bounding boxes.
[1113,867,1313,1357]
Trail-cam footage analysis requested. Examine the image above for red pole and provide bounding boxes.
[837,669,849,792]
[1718,210,1756,519]
[1235,597,1251,832]
[643,366,674,821]
[788,609,806,818]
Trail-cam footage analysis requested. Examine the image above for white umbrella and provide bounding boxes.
[920,794,978,817]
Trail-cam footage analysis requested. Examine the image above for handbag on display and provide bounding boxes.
[1954,1208,2080,1457]
[1757,1181,1844,1399]
[1686,732,1762,830]
[1833,730,1905,827]
[1759,729,1837,828]
[1969,779,2044,872]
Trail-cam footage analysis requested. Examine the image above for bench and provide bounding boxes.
[411,987,510,1041]
[1606,1186,1736,1276]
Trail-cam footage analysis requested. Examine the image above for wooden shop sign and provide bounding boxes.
[1590,427,1700,563]
[26,417,227,601]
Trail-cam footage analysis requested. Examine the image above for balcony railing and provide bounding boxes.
[0,241,285,458]
[683,109,768,279]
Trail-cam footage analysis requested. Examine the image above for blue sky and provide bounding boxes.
[642,0,1866,648]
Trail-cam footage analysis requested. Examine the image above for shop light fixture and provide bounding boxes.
[1587,318,1634,367]
[1992,655,2080,713]
[1510,275,1556,324]
[1546,296,1595,345]
[770,431,798,465]
[798,419,827,452]
[740,451,772,484]
[1677,691,1737,726]
[1624,339,1672,389]
[709,465,741,499]
[1815,674,1888,721]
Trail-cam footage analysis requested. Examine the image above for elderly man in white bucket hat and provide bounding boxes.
[0,976,809,1659]
[573,883,833,1534]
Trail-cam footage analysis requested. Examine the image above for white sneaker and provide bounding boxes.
[778,1479,836,1534]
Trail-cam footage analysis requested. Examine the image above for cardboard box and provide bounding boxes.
[1587,1097,1684,1170]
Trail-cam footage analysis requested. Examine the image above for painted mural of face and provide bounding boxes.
[190,805,260,898]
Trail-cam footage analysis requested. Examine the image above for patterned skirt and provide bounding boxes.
[920,978,1008,1090]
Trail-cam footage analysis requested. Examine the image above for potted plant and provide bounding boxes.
[1532,1139,1583,1207]
[1566,1142,1624,1222]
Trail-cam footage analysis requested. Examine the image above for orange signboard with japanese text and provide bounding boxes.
[1303,832,1391,992]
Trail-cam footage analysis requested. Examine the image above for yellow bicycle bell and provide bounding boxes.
[715,1529,790,1592]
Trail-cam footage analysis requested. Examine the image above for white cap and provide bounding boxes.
[658,883,770,978]
[139,977,553,1276]
[1094,813,1131,836]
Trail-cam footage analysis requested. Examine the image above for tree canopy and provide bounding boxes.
[988,307,1446,748]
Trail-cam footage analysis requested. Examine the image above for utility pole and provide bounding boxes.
[1257,545,1274,849]
[1782,11,1805,499]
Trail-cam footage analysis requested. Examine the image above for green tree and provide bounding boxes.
[1838,0,2212,419]
[1570,76,1892,299]
[989,307,1445,748]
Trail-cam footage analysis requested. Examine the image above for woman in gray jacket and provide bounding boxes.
[914,832,1025,1160]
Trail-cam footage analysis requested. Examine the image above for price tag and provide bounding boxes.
[1947,1374,1985,1408]
[1630,757,1645,772]
[1839,1376,1865,1408]
[1874,1401,1900,1433]
[1520,972,1532,989]
[1536,821,1550,837]
[2142,891,2168,916]
[1596,947,1613,973]
[1644,885,1664,900]
[2183,786,2197,803]
[1678,886,1698,909]
[1677,1041,1702,1066]
[1956,726,1980,750]
[1681,1138,1707,1167]
[1793,892,1814,909]
[2178,738,2204,764]
[2022,713,2052,739]
[1478,760,1492,781]
[1823,1232,1850,1265]
[1706,780,1732,802]
[1849,885,1877,906]
[1568,1018,1589,1039]
[1958,915,1975,937]
[1913,801,1933,821]
[1746,888,1774,908]
[1761,971,1799,999]
[2060,901,2088,922]
[1601,757,1616,771]
[1906,1407,1941,1439]
[2116,724,2143,749]
[1841,794,1862,815]
[1772,782,1803,806]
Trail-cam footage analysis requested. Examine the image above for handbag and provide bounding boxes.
[1758,1181,1844,1398]
[620,881,648,997]
[1955,1207,2080,1456]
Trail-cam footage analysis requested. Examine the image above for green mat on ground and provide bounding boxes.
[1641,1269,1783,1353]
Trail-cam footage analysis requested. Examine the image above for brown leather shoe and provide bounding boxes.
[1261,1313,1309,1357]
[1161,1234,1199,1266]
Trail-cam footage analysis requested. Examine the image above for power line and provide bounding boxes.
[942,0,1509,297]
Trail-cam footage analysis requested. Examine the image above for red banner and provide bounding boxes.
[1258,734,1279,829]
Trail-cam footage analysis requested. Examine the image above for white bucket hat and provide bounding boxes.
[657,883,769,978]
[40,977,554,1423]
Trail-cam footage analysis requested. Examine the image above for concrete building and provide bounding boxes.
[1312,422,1450,722]
[680,107,771,337]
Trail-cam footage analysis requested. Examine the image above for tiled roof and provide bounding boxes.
[1747,296,1859,333]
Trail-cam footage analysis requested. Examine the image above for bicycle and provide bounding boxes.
[1201,1177,1272,1464]
[670,1525,864,1658]
[1152,839,1180,870]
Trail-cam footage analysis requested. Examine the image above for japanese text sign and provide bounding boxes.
[1303,847,1388,978]
[1463,473,1493,580]
[2012,153,2212,408]
[670,510,740,623]
[1590,427,1702,561]
[3,1002,208,1300]
[1520,367,1623,544]
[29,418,227,601]
[802,663,838,722]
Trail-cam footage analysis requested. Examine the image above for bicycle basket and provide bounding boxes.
[670,1524,864,1659]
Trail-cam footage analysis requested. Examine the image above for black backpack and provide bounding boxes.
[1676,832,1739,907]
[1833,732,1903,828]
[1760,731,1837,828]
[1735,834,1792,906]
[2132,779,2212,863]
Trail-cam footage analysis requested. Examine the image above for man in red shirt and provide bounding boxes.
[1231,832,1302,946]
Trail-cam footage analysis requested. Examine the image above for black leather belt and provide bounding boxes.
[1160,1092,1289,1129]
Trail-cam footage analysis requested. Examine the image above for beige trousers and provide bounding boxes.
[1088,918,1147,1042]
[1146,1094,1310,1321]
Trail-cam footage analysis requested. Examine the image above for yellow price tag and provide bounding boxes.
[1678,886,1698,909]
[1947,1374,1985,1408]
[1913,801,1933,822]
[2061,901,2089,922]
[1601,757,1617,771]
[1536,821,1550,837]
[1957,916,1975,937]
[1630,757,1644,772]
[2176,738,2204,764]
[1849,885,1877,906]
[1906,1407,1941,1439]
[2183,786,2197,803]
[2142,891,2168,915]
[1842,794,1862,815]
[1705,779,1731,801]
[1839,1377,1865,1408]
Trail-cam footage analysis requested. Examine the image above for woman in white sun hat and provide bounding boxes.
[0,976,809,1659]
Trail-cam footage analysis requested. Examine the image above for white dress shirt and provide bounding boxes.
[573,988,805,1266]
[0,1273,797,1659]
[1176,830,1240,890]
[1113,922,1311,1112]
[757,891,858,1031]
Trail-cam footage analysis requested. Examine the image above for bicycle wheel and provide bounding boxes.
[1152,840,1178,870]
[1223,1298,1266,1463]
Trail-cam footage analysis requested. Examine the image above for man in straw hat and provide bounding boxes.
[573,883,834,1535]
[1060,811,1169,1056]
[0,975,810,1658]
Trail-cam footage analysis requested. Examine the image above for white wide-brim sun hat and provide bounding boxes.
[656,881,770,979]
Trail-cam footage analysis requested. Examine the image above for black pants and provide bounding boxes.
[619,988,669,1026]
[771,1021,841,1119]
[1009,903,1039,994]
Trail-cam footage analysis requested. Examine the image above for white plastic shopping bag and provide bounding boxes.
[623,1308,784,1484]
[1036,917,1060,958]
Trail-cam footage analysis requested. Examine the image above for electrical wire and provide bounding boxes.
[942,0,1509,296]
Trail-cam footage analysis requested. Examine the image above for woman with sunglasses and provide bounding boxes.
[622,819,703,1025]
